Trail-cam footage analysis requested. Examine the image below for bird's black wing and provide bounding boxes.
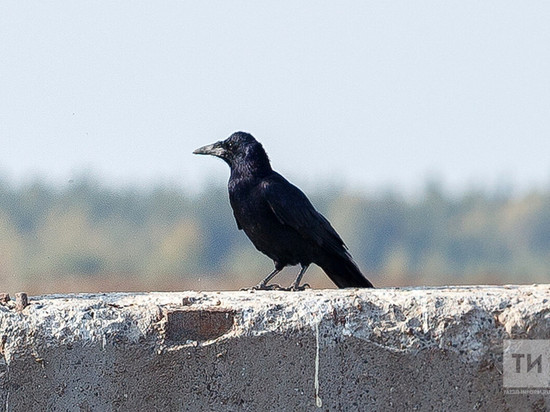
[260,173,348,256]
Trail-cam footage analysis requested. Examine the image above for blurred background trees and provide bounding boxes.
[1,173,549,294]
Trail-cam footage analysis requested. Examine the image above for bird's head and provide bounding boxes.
[193,131,271,174]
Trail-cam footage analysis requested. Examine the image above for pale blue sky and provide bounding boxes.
[1,1,549,194]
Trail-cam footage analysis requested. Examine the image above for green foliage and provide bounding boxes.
[0,173,549,290]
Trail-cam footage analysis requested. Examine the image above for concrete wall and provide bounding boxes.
[0,286,549,411]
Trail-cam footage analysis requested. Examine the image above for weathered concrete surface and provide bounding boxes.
[0,286,549,411]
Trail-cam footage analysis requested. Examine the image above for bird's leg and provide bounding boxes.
[289,264,311,291]
[245,268,282,290]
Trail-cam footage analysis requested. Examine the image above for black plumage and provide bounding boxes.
[193,131,374,290]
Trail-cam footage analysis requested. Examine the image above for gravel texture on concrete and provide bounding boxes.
[1,286,549,411]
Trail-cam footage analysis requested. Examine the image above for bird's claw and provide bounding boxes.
[289,283,310,291]
[242,282,310,292]
[242,283,286,291]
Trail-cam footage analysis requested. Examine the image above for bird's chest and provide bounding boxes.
[229,183,279,238]
[228,177,307,266]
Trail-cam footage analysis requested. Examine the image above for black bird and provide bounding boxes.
[193,132,374,290]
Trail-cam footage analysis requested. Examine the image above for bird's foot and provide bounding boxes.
[242,282,311,291]
[289,283,311,292]
[242,283,286,291]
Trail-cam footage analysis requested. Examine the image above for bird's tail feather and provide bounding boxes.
[319,253,374,288]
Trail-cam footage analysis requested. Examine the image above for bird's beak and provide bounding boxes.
[193,141,226,158]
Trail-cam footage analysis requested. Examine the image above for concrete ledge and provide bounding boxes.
[1,286,549,410]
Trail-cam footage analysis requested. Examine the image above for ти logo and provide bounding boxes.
[511,353,542,374]
[503,340,550,388]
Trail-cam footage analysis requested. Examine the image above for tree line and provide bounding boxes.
[1,174,549,292]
